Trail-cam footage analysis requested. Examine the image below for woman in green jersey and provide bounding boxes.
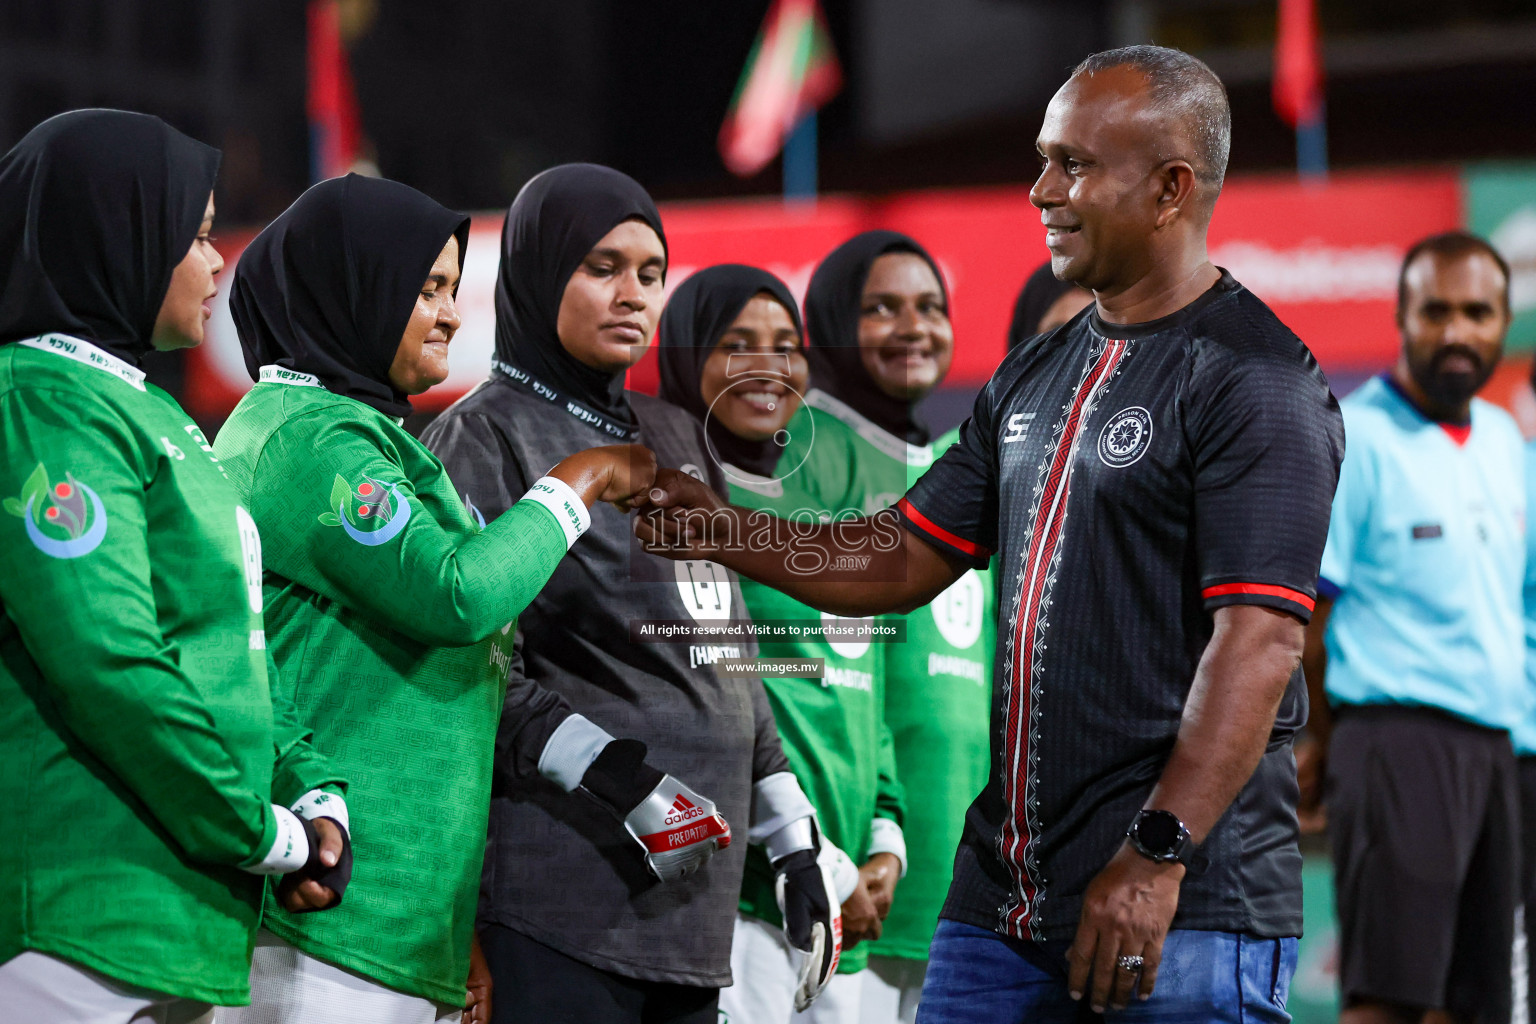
[656,264,907,1024]
[800,232,995,1024]
[0,111,347,1023]
[213,174,656,1024]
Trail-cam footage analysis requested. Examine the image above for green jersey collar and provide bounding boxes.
[257,364,406,425]
[805,388,934,467]
[258,364,325,388]
[18,334,146,391]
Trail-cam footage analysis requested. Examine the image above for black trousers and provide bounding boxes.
[1327,705,1518,1023]
[480,922,719,1024]
[1519,755,1536,1024]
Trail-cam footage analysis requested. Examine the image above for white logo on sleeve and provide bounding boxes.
[1098,407,1153,467]
[931,570,985,649]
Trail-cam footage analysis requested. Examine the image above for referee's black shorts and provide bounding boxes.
[1326,704,1517,1021]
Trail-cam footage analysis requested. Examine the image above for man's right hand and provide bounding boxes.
[634,467,731,558]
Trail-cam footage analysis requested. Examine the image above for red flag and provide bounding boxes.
[307,0,363,181]
[719,0,842,178]
[1273,0,1323,128]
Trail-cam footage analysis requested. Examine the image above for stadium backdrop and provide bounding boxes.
[188,163,1536,432]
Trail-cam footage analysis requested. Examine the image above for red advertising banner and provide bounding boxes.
[186,169,1463,421]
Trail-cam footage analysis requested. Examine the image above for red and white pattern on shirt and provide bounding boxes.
[999,336,1131,940]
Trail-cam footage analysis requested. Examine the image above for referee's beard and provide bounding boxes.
[1413,342,1499,412]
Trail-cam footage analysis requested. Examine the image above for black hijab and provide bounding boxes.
[493,163,667,433]
[0,109,220,365]
[804,230,947,447]
[1007,261,1083,351]
[230,173,470,420]
[656,265,804,478]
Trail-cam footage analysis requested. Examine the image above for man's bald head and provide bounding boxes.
[1071,46,1231,207]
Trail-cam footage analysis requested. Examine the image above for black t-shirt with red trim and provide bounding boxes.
[898,271,1342,942]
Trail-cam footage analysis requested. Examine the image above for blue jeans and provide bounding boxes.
[916,919,1297,1024]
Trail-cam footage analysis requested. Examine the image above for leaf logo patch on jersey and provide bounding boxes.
[1097,406,1153,468]
[317,472,412,546]
[5,462,108,558]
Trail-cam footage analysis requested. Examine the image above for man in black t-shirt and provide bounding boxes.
[640,46,1341,1023]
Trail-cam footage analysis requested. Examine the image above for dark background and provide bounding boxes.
[5,0,1535,221]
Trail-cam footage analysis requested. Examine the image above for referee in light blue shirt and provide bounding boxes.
[1517,413,1536,1024]
[1298,232,1522,1024]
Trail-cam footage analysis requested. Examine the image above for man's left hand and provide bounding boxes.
[1067,844,1184,1013]
[859,853,902,921]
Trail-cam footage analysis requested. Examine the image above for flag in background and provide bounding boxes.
[719,0,842,179]
[307,0,364,182]
[1273,0,1323,129]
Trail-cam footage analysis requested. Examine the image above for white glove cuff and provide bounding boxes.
[764,816,816,864]
[538,714,617,792]
[749,771,818,844]
[818,840,861,904]
[867,817,908,877]
[523,476,591,550]
[290,788,350,835]
[246,804,311,876]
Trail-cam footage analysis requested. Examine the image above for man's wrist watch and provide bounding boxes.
[1126,809,1194,866]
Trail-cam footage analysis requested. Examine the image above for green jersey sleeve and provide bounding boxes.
[266,648,347,806]
[874,715,905,825]
[0,387,278,868]
[253,413,570,648]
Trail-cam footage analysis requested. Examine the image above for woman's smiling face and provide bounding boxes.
[699,292,807,442]
[856,252,953,401]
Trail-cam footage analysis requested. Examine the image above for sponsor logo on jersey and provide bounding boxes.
[1097,406,1153,468]
[675,558,734,623]
[1003,412,1036,443]
[317,472,412,545]
[5,463,108,559]
[665,794,706,826]
[820,611,872,659]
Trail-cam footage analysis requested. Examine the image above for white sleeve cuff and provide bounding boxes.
[748,771,818,844]
[538,714,617,792]
[867,817,908,877]
[290,788,350,836]
[246,804,311,876]
[818,840,861,904]
[522,476,591,550]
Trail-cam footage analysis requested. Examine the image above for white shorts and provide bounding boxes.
[859,956,925,1024]
[216,930,460,1024]
[719,911,864,1024]
[0,950,214,1024]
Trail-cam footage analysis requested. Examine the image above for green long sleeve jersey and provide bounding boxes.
[871,421,994,961]
[214,373,571,1005]
[0,335,342,1005]
[731,405,905,975]
[794,391,995,962]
